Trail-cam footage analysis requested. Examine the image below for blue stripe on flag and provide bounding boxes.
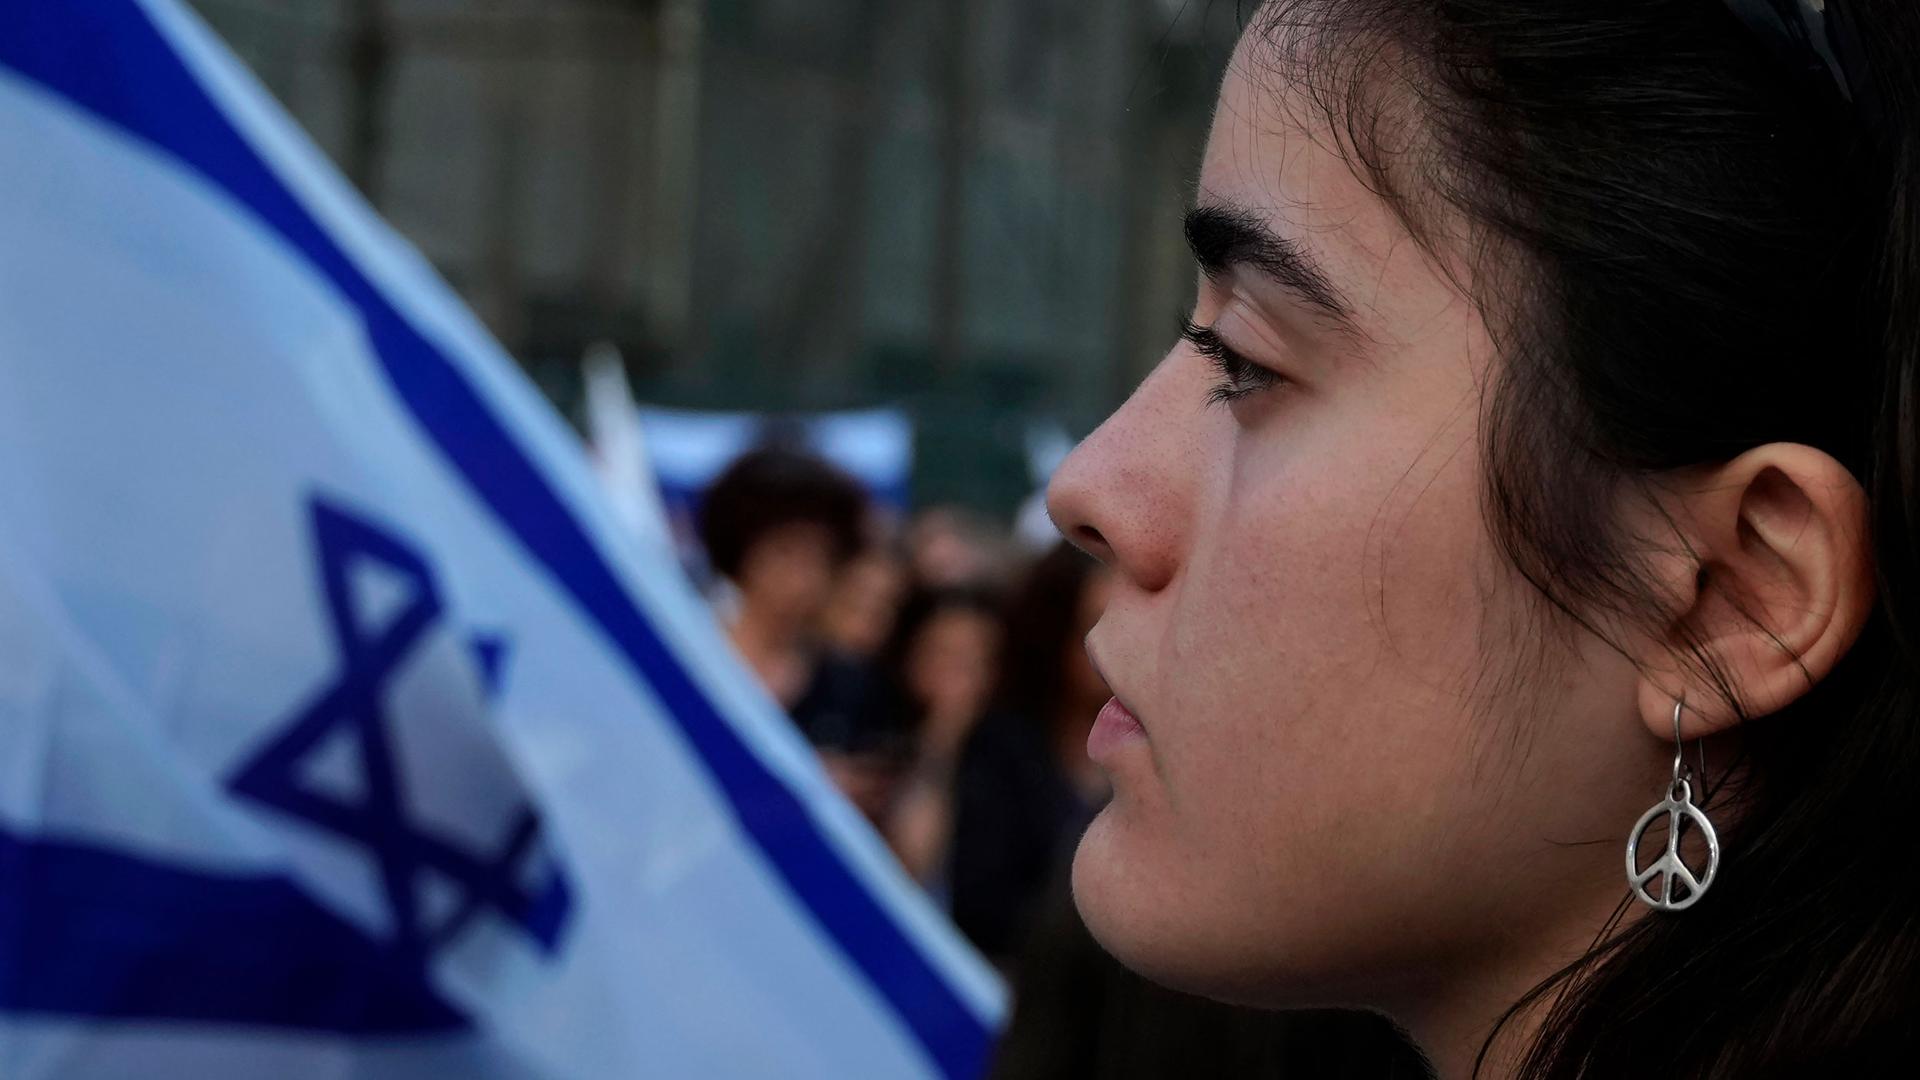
[0,824,467,1032]
[0,4,990,1076]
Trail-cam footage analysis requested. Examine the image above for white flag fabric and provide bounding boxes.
[581,343,675,556]
[0,2,1002,1078]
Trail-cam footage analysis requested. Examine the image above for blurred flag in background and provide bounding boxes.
[0,1,1002,1077]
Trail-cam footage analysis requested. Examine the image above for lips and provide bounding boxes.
[1087,695,1147,763]
[1083,642,1149,763]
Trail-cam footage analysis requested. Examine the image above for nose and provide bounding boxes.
[1045,358,1196,594]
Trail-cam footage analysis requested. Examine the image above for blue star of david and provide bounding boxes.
[228,499,571,963]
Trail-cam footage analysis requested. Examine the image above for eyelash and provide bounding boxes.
[1180,319,1286,407]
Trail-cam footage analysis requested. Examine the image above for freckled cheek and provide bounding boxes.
[1145,429,1492,822]
[1365,441,1499,677]
[1148,487,1375,816]
[1168,456,1385,679]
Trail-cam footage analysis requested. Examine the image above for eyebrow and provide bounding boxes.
[1184,204,1359,332]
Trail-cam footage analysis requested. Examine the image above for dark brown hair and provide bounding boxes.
[1248,0,1920,1074]
[696,447,868,581]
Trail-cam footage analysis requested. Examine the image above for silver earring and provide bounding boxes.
[1625,696,1720,911]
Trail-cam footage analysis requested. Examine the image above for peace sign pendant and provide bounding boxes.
[1626,777,1719,911]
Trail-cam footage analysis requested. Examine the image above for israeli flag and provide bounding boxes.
[0,3,1002,1078]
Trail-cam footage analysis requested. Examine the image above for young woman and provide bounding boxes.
[1045,1,1919,1075]
[873,585,1006,884]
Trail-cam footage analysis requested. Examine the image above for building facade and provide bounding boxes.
[194,0,1233,511]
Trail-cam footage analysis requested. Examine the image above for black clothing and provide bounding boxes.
[788,650,880,751]
[948,709,1098,961]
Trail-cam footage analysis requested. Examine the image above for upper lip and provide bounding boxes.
[1084,637,1144,731]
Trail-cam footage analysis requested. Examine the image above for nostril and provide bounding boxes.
[1073,524,1110,557]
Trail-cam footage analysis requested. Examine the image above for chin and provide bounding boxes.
[1070,809,1254,1004]
[1069,806,1372,1011]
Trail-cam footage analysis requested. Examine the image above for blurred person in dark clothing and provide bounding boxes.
[697,448,872,744]
[867,586,1005,888]
[948,542,1114,964]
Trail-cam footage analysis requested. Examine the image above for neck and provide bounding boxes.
[1391,890,1634,1079]
[1395,974,1541,1080]
[1398,729,1747,1077]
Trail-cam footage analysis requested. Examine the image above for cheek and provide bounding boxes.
[795,556,837,601]
[1077,397,1510,1001]
[1167,408,1491,783]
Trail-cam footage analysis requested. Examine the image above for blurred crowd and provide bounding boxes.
[693,444,1112,972]
[687,443,1429,1077]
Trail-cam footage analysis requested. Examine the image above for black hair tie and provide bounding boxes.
[1722,0,1879,125]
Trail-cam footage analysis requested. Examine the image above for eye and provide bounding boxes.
[1181,319,1287,407]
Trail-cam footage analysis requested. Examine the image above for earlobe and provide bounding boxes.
[1635,445,1873,740]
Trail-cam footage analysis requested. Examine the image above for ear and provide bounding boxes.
[1634,444,1874,741]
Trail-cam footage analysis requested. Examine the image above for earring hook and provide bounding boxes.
[1671,696,1685,782]
[1671,693,1709,800]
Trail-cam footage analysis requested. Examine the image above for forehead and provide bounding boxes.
[1200,26,1462,333]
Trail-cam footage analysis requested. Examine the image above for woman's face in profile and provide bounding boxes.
[1046,27,1661,1020]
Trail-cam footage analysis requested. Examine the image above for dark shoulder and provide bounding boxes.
[962,708,1049,766]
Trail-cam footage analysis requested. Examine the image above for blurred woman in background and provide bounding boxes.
[947,542,1113,965]
[817,546,910,663]
[871,585,1005,886]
